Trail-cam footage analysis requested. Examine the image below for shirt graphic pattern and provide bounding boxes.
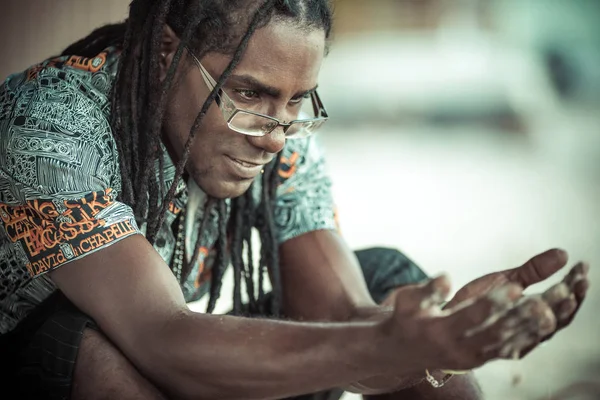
[0,48,337,334]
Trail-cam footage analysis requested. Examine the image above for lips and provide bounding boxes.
[224,155,265,179]
[231,158,262,168]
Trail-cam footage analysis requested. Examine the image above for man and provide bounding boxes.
[0,0,589,399]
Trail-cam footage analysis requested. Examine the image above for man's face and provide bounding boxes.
[161,21,326,199]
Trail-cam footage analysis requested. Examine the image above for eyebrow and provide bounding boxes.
[228,74,318,99]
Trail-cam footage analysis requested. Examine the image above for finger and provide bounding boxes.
[574,279,589,301]
[554,262,590,328]
[448,283,523,333]
[555,296,577,322]
[502,297,556,355]
[502,329,540,360]
[564,261,589,281]
[495,311,553,360]
[528,295,579,348]
[515,296,557,337]
[519,294,576,353]
[542,282,571,307]
[464,296,556,361]
[509,248,568,288]
[394,275,451,315]
[498,328,542,360]
[555,289,586,329]
[564,262,590,300]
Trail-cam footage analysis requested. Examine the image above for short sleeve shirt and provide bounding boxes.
[0,47,337,334]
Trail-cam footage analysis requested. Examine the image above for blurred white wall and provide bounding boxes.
[320,2,600,399]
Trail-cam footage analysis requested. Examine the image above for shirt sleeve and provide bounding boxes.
[274,136,338,244]
[0,61,141,278]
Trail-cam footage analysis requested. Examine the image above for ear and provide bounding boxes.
[159,24,182,82]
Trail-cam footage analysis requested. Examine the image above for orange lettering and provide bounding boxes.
[104,227,115,242]
[33,200,60,219]
[27,249,67,276]
[79,238,92,253]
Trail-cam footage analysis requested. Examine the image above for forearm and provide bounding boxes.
[140,311,398,400]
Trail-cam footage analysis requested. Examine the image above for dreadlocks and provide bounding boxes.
[61,0,333,317]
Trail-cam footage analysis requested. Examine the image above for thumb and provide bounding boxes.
[508,248,568,288]
[394,275,451,315]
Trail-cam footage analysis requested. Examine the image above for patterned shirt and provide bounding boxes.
[0,47,337,334]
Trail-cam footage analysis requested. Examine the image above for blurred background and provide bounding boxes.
[1,1,599,399]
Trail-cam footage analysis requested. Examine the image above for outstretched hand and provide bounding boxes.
[446,249,589,349]
[352,249,589,395]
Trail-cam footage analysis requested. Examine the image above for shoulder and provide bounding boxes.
[3,46,120,113]
[0,47,123,204]
[274,136,336,243]
[2,47,120,124]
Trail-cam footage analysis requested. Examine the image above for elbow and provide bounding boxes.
[132,336,213,400]
[117,313,202,399]
[127,314,253,400]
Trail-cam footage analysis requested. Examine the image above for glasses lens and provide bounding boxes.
[225,93,327,138]
[286,119,326,139]
[229,112,279,136]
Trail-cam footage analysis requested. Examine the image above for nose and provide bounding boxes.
[246,125,286,154]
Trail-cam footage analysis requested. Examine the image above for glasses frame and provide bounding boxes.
[186,48,328,138]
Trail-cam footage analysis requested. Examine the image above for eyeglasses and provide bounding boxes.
[187,49,328,139]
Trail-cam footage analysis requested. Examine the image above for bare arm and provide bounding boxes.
[50,233,549,399]
[49,234,401,400]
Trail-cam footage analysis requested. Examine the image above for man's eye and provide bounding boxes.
[290,93,311,105]
[234,89,260,100]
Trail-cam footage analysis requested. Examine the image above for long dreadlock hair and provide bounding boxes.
[61,0,333,316]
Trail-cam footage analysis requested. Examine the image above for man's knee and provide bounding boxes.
[72,328,167,400]
[355,247,429,304]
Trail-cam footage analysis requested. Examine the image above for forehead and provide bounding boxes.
[204,21,326,90]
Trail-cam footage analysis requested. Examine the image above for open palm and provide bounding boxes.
[446,249,589,340]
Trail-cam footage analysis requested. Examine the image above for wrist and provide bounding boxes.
[369,317,426,377]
